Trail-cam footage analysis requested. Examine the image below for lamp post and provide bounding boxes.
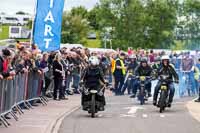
[110,39,112,49]
[104,35,107,49]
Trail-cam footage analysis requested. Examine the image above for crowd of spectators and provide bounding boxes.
[1,42,200,100]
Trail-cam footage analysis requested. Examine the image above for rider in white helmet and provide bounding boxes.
[89,56,100,66]
[81,56,106,111]
[153,55,179,107]
[122,54,139,97]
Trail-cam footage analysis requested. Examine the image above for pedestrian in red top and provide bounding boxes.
[0,49,16,78]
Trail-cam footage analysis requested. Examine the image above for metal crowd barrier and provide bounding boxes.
[0,72,47,127]
[178,70,197,97]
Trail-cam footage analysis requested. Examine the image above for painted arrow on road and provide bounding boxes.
[124,106,145,114]
[120,114,136,118]
[119,106,145,118]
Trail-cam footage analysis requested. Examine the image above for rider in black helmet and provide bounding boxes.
[134,57,153,98]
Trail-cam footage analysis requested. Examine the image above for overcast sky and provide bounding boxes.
[0,0,99,15]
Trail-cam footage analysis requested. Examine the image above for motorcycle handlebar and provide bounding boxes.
[132,76,153,79]
[158,78,178,84]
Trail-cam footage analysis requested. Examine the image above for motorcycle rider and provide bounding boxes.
[121,54,139,97]
[152,56,162,72]
[153,55,179,107]
[81,56,107,111]
[134,57,153,98]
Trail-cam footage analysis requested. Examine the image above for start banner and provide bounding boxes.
[33,0,64,52]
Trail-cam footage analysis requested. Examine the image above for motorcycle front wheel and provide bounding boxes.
[159,90,166,113]
[91,94,96,118]
[139,88,145,105]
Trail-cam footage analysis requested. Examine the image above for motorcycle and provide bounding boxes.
[81,84,106,118]
[157,75,172,113]
[135,76,152,105]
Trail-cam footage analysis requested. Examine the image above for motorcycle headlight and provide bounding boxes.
[161,75,169,80]
[140,76,146,81]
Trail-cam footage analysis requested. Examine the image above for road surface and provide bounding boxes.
[59,95,200,133]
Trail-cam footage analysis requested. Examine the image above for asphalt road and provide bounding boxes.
[59,95,200,133]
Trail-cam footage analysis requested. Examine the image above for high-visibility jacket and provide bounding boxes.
[112,58,126,75]
[111,58,116,73]
[193,66,200,80]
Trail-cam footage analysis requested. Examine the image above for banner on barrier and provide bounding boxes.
[33,0,65,52]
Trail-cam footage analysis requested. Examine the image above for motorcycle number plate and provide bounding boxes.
[161,86,167,90]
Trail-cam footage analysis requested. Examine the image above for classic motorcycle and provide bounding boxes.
[157,75,173,113]
[81,84,106,118]
[135,76,152,105]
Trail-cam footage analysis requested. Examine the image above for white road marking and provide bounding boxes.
[142,114,148,118]
[160,114,165,118]
[98,114,103,117]
[120,114,136,118]
[124,106,144,115]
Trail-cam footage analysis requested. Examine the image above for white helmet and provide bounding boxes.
[161,55,170,60]
[89,56,99,66]
[129,54,136,59]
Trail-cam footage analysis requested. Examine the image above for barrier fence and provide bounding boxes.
[0,72,47,127]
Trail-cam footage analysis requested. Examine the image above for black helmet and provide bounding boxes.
[140,57,147,63]
[155,56,161,62]
[2,49,11,57]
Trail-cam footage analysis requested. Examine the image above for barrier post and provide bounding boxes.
[24,72,33,109]
[0,116,8,127]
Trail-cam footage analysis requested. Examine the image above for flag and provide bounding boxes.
[33,0,64,52]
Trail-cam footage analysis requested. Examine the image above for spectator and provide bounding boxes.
[40,53,51,97]
[195,58,200,102]
[128,47,133,56]
[60,51,70,99]
[149,50,155,63]
[71,53,81,94]
[0,49,16,119]
[16,40,22,50]
[0,49,16,78]
[53,53,65,100]
[15,58,27,74]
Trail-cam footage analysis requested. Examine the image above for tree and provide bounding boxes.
[145,0,178,48]
[61,10,90,45]
[27,20,33,29]
[97,0,178,49]
[183,0,200,50]
[87,6,100,30]
[71,6,88,19]
[174,0,200,50]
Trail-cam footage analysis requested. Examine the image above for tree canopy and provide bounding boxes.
[61,0,200,50]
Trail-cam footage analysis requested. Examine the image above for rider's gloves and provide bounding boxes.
[79,80,84,86]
